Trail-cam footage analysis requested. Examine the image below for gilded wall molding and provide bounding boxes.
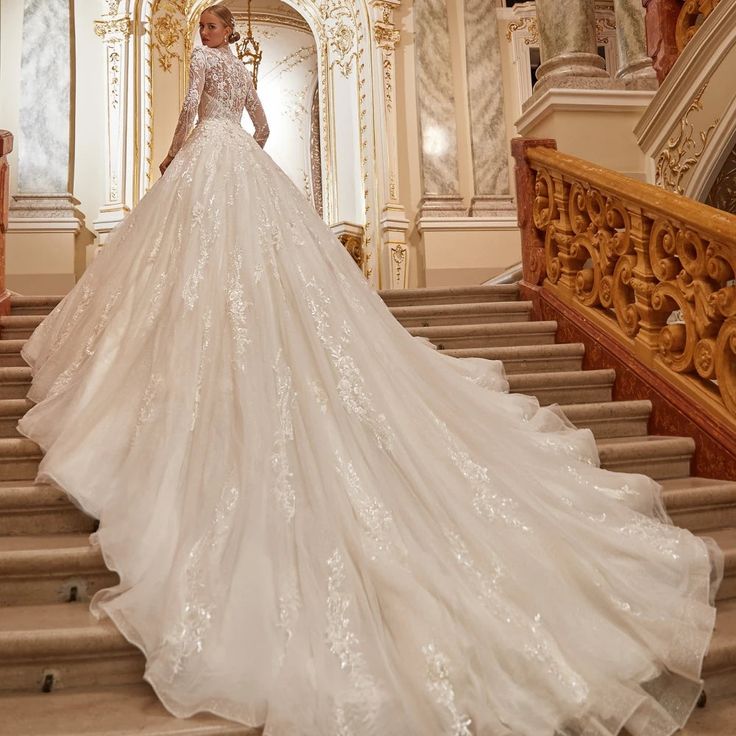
[505,17,538,45]
[319,0,358,77]
[655,84,720,194]
[94,17,132,42]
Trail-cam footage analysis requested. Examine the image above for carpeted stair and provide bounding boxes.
[0,287,733,734]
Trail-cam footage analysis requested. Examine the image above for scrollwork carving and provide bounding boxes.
[319,0,358,77]
[527,145,736,417]
[676,0,722,52]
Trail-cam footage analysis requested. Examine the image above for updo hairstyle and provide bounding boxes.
[203,3,241,44]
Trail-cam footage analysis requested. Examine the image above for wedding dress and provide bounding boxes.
[17,43,723,736]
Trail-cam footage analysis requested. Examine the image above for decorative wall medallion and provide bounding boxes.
[319,0,358,77]
[655,84,720,194]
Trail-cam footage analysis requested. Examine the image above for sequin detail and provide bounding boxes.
[190,310,212,431]
[335,452,395,559]
[163,482,240,678]
[272,349,296,520]
[300,266,395,451]
[432,415,530,533]
[325,549,380,731]
[226,249,252,370]
[422,643,472,736]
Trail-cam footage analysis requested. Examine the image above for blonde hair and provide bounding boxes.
[202,4,241,43]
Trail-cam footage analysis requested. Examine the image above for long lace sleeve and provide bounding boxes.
[167,47,207,158]
[245,73,269,148]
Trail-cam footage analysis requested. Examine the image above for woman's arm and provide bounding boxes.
[159,47,207,174]
[244,72,269,149]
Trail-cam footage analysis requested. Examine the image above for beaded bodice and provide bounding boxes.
[167,44,269,158]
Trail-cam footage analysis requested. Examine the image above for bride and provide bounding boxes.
[17,4,722,735]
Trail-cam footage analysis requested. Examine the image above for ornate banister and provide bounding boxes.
[513,137,736,478]
[0,132,12,316]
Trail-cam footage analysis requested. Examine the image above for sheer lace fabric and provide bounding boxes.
[17,43,722,736]
[168,45,268,158]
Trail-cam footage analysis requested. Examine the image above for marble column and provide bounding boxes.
[533,0,613,95]
[11,0,79,230]
[414,0,465,218]
[463,0,513,217]
[613,0,658,87]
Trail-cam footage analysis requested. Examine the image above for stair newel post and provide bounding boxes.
[0,132,12,316]
[511,138,557,295]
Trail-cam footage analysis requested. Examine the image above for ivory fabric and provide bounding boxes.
[18,43,722,736]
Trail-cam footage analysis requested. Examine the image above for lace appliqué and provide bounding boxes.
[190,310,212,431]
[432,415,530,533]
[335,452,396,560]
[48,289,121,398]
[51,284,94,353]
[325,549,380,733]
[299,266,395,451]
[272,349,296,520]
[421,643,472,736]
[163,482,240,678]
[132,373,163,445]
[183,195,221,310]
[226,249,252,371]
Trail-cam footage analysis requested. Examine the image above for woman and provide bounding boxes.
[17,4,722,735]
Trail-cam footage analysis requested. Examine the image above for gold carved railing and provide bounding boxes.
[513,139,736,426]
[676,0,721,52]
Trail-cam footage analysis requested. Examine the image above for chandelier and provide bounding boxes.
[235,0,263,88]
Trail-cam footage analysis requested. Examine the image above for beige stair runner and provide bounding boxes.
[0,287,733,734]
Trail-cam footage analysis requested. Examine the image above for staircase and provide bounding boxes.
[0,287,734,734]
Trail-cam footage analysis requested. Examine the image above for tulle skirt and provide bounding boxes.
[18,117,722,736]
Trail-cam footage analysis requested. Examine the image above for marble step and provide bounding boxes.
[0,316,44,341]
[0,535,115,606]
[596,435,695,480]
[0,482,94,536]
[390,300,532,327]
[10,296,63,317]
[663,478,736,532]
[0,602,144,693]
[0,367,31,400]
[443,343,585,374]
[507,369,615,405]
[0,683,253,735]
[559,400,652,439]
[379,284,519,307]
[0,438,42,481]
[0,399,33,438]
[682,678,736,734]
[703,528,736,602]
[408,321,558,349]
[0,339,28,368]
[705,598,736,676]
